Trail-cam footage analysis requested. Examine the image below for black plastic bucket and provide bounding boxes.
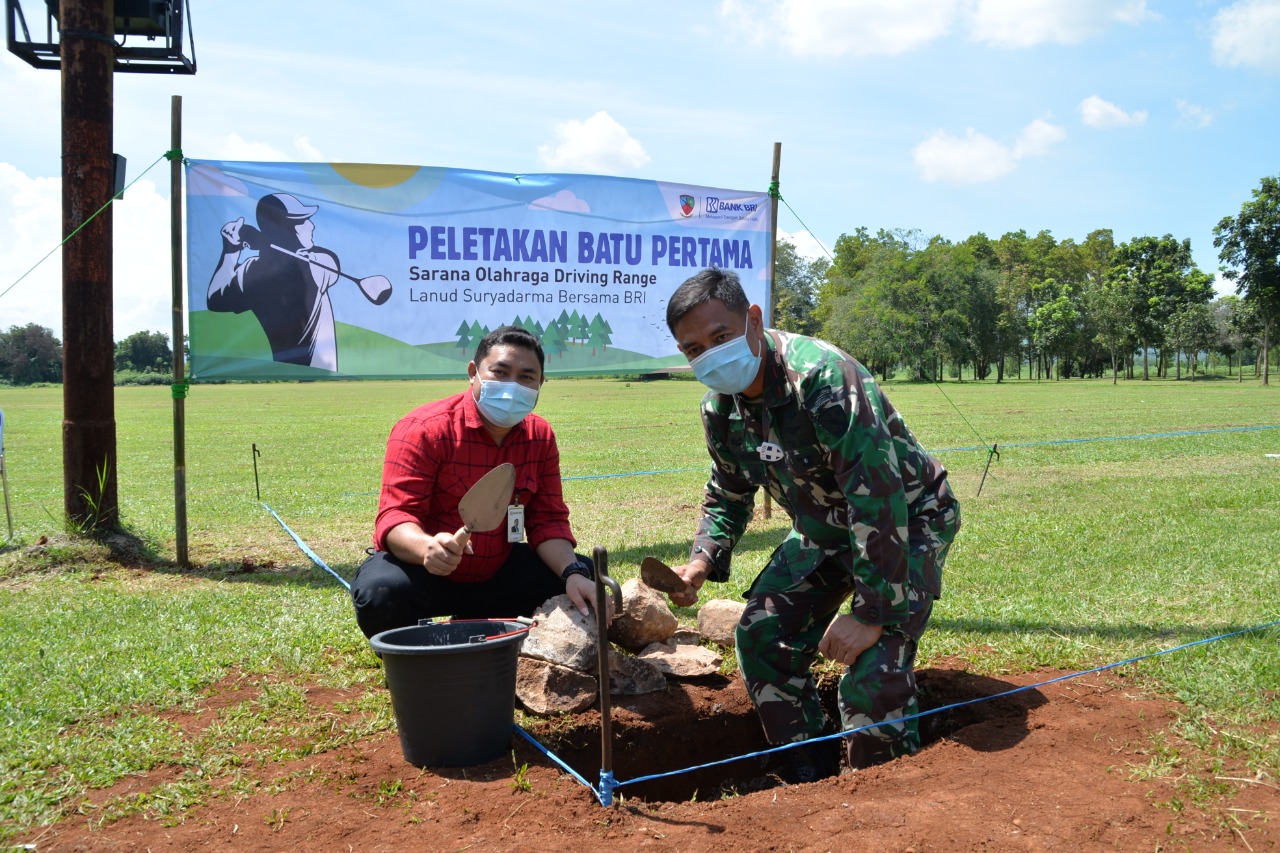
[370,619,531,768]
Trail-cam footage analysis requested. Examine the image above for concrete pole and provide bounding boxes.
[60,0,118,529]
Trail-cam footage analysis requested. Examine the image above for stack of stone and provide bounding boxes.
[515,579,746,715]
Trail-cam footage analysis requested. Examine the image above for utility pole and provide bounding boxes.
[60,0,118,529]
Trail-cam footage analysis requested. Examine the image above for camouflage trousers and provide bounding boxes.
[734,544,948,769]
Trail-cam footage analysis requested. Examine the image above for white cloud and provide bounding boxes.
[0,163,175,342]
[536,111,650,174]
[778,228,830,261]
[718,0,958,57]
[294,136,325,161]
[914,118,1065,184]
[1211,0,1280,73]
[210,133,325,163]
[1013,118,1068,156]
[969,0,1156,48]
[1175,99,1214,128]
[1079,95,1148,128]
[914,128,1018,184]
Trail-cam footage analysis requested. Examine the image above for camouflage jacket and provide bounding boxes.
[690,330,960,627]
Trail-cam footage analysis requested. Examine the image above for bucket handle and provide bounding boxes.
[415,616,535,644]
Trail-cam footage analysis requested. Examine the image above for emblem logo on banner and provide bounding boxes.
[679,195,696,217]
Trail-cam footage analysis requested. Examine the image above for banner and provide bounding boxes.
[186,161,773,380]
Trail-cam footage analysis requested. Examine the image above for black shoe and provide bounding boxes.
[774,737,840,784]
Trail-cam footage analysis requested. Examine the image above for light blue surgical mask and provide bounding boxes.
[688,315,761,395]
[476,380,539,428]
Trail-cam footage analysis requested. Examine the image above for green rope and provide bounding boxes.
[0,149,171,303]
[768,179,780,200]
[164,148,183,162]
[171,378,191,400]
[774,195,994,461]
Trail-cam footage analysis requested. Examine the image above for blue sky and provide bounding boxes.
[2,0,1277,340]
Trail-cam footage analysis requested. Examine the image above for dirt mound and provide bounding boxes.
[25,664,1278,852]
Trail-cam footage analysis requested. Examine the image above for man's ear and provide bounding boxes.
[466,361,478,380]
[748,303,764,330]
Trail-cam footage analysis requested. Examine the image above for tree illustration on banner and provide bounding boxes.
[588,313,611,354]
[455,321,473,354]
[542,321,567,359]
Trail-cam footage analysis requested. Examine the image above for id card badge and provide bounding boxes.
[507,504,525,543]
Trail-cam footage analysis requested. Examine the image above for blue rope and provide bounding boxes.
[261,502,352,590]
[336,424,1278,498]
[514,724,604,800]
[563,467,704,482]
[933,423,1280,455]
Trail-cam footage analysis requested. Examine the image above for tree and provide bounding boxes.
[1109,235,1199,380]
[1029,286,1081,379]
[1164,302,1216,379]
[1216,295,1262,380]
[772,239,826,335]
[1214,175,1280,385]
[0,323,63,384]
[113,331,172,373]
[1090,277,1133,384]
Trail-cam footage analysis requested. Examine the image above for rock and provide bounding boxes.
[521,595,599,671]
[516,657,597,715]
[607,579,678,651]
[698,598,746,648]
[600,648,667,695]
[637,642,723,678]
[671,626,702,646]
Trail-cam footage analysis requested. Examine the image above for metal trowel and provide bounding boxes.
[453,463,516,549]
[640,556,693,595]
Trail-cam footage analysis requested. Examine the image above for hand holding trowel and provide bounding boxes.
[641,556,696,598]
[451,463,516,552]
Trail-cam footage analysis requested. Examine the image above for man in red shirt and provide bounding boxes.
[351,326,602,639]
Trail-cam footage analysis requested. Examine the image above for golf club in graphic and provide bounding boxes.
[269,244,393,305]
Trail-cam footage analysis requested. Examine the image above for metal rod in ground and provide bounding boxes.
[0,409,10,540]
[977,443,999,497]
[252,443,262,501]
[591,545,622,806]
[1,454,13,541]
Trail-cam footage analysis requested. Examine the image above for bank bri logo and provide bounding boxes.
[679,194,696,217]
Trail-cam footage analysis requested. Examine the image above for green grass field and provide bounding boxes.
[0,375,1278,839]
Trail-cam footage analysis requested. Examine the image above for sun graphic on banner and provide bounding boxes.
[328,163,421,188]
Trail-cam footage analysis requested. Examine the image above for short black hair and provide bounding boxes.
[473,325,545,375]
[665,268,750,334]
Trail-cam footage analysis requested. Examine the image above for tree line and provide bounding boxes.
[0,327,171,385]
[772,175,1279,385]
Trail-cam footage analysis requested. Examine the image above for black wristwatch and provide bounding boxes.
[561,559,595,584]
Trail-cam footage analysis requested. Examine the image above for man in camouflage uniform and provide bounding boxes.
[663,268,960,783]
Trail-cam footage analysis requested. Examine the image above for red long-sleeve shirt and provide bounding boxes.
[374,391,576,582]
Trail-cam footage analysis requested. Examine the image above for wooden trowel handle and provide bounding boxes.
[451,524,473,552]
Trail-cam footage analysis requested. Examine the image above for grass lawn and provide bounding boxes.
[0,374,1277,839]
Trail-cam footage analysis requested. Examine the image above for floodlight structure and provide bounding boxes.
[6,0,195,73]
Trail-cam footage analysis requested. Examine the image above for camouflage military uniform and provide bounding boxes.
[689,330,960,767]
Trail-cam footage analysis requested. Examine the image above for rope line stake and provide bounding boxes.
[977,443,1000,497]
[251,443,262,501]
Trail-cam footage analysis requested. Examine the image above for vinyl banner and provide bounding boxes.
[186,161,773,380]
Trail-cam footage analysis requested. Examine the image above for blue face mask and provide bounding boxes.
[688,315,761,395]
[476,380,539,428]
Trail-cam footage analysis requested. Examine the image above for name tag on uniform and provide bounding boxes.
[507,504,525,542]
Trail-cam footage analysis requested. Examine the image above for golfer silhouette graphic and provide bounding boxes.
[206,192,391,372]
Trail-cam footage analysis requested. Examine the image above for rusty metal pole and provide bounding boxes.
[60,0,118,530]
